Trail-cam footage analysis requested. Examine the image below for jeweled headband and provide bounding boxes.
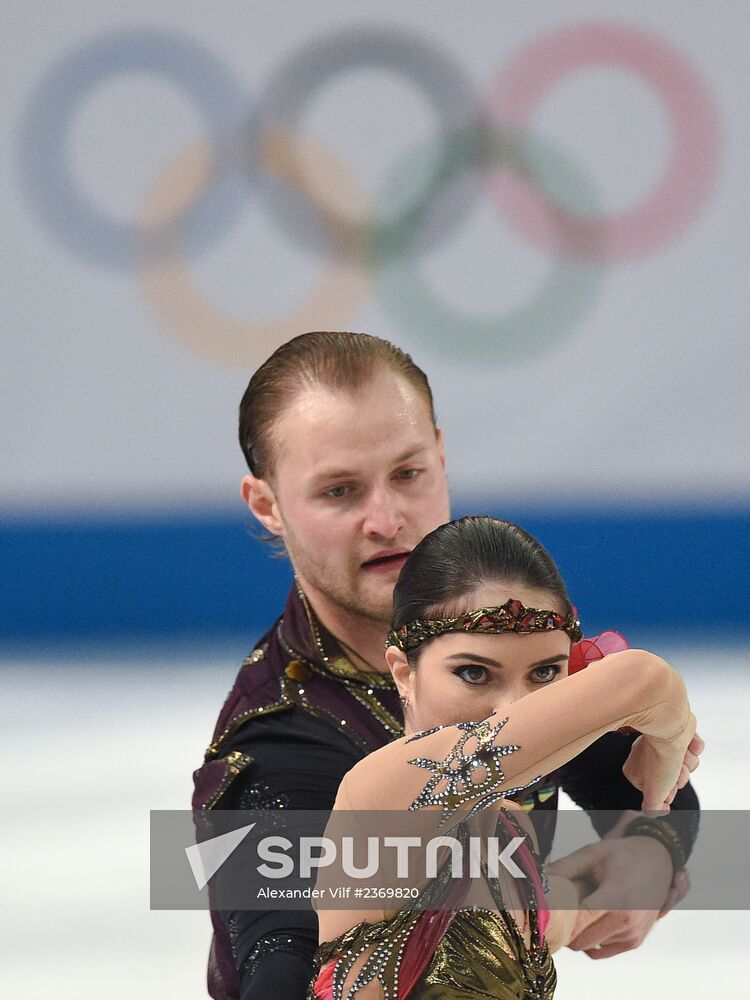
[387,598,582,652]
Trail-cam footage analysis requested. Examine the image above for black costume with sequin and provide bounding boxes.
[192,587,699,1000]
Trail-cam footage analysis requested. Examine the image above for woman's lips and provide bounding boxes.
[361,553,410,573]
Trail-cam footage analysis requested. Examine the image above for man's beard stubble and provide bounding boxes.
[281,525,394,626]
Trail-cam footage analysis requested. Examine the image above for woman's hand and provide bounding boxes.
[622,718,703,813]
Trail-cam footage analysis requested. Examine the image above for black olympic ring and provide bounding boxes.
[247,23,479,263]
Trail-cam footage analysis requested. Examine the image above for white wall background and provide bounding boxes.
[3,0,748,514]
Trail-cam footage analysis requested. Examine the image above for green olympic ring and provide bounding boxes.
[376,124,603,361]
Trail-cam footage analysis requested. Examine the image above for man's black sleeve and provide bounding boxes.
[557,730,699,858]
[214,710,363,1000]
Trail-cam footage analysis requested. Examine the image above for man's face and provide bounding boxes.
[258,371,450,624]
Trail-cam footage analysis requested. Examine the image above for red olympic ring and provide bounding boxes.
[483,21,721,263]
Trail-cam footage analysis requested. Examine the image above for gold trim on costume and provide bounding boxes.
[204,751,255,810]
[345,685,403,738]
[241,645,267,667]
[296,583,396,688]
[204,692,294,761]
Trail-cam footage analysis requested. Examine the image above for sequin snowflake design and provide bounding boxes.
[237,780,290,812]
[242,933,301,980]
[406,712,541,826]
[236,781,291,834]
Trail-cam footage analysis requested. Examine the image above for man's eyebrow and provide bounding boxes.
[308,445,429,484]
[444,653,570,669]
[392,444,429,464]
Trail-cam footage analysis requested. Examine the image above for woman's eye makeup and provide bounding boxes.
[529,664,561,683]
[452,663,562,686]
[453,665,490,685]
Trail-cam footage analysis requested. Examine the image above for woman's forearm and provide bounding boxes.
[340,650,692,817]
[615,651,691,740]
[479,649,692,795]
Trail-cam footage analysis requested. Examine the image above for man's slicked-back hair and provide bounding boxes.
[238,331,436,479]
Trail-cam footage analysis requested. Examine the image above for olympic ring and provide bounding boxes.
[18,22,722,366]
[248,24,478,264]
[483,21,721,262]
[19,28,244,267]
[138,131,370,365]
[377,124,603,360]
[138,122,602,367]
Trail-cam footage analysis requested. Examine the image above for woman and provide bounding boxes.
[309,517,702,999]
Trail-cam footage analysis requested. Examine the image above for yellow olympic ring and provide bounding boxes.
[137,129,370,367]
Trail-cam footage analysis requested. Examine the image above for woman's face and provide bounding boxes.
[388,583,571,736]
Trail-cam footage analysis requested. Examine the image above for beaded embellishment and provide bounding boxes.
[336,920,413,1000]
[314,835,466,1000]
[624,815,690,872]
[311,819,555,1000]
[388,598,582,652]
[406,712,541,826]
[242,932,305,980]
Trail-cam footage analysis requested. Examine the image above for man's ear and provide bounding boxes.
[385,645,414,702]
[241,475,284,536]
[435,426,447,472]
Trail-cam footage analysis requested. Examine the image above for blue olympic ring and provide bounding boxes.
[18,27,245,267]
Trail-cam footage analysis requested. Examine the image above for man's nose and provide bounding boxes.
[362,487,405,538]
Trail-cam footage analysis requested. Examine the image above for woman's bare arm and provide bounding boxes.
[341,651,694,819]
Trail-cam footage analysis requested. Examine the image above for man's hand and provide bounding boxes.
[658,867,690,919]
[546,835,676,958]
[546,727,702,959]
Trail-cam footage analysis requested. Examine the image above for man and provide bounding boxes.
[193,331,698,999]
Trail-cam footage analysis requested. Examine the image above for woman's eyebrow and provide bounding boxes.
[444,652,570,669]
[445,653,504,668]
[530,654,570,668]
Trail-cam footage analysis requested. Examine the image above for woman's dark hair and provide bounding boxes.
[391,516,573,657]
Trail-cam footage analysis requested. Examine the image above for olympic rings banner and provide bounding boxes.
[3,3,748,513]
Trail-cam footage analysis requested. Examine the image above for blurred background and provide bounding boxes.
[3,1,748,996]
